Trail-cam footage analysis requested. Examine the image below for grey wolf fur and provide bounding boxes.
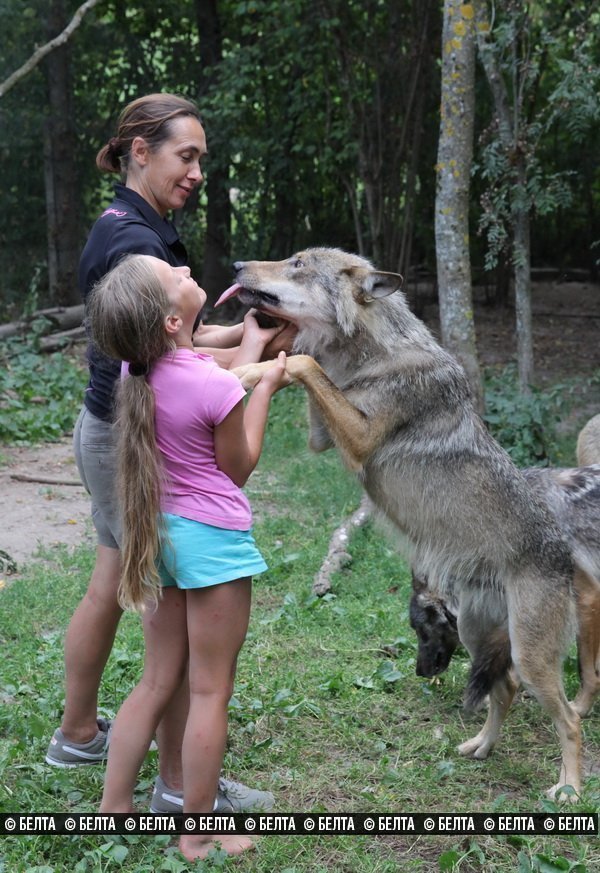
[577,414,600,467]
[410,466,600,708]
[410,414,600,681]
[231,247,600,797]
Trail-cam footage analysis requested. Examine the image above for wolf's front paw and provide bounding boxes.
[232,362,269,389]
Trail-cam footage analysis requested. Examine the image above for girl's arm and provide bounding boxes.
[195,312,295,370]
[214,352,290,487]
[193,322,244,349]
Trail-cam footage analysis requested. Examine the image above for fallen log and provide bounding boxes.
[38,326,87,352]
[0,304,84,342]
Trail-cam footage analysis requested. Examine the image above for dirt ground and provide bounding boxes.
[1,278,599,576]
[0,438,93,573]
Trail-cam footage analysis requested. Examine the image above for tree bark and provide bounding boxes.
[435,0,484,412]
[513,162,534,389]
[43,0,81,307]
[474,2,535,391]
[195,0,232,304]
[0,304,83,341]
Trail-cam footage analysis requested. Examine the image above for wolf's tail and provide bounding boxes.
[464,627,512,711]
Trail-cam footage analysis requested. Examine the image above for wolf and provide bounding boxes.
[409,570,460,678]
[221,247,600,797]
[410,417,600,681]
[409,466,600,713]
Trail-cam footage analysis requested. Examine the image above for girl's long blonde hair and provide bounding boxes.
[87,255,175,611]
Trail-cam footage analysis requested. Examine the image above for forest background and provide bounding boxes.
[1,0,599,407]
[1,5,600,871]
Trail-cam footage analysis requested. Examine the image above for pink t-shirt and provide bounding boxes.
[143,349,250,530]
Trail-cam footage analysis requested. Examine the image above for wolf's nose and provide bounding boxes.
[233,261,244,273]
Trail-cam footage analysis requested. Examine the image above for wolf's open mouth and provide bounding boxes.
[214,282,279,309]
[238,288,279,309]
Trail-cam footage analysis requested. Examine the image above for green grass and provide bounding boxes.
[1,386,599,872]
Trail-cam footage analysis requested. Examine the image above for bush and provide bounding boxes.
[0,339,86,445]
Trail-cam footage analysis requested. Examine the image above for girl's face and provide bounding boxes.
[128,116,207,217]
[152,259,207,322]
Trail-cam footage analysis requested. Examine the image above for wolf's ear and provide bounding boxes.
[349,268,403,304]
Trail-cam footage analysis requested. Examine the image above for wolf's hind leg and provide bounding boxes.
[509,584,582,799]
[456,593,515,758]
[572,566,600,718]
[458,670,518,759]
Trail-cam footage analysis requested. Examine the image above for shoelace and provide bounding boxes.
[218,777,246,798]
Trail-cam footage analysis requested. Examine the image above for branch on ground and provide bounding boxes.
[10,474,83,487]
[313,494,372,596]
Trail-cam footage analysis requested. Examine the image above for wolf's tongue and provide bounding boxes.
[214,282,242,307]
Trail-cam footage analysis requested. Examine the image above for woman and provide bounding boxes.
[45,93,279,814]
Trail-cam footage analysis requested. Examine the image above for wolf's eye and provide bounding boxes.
[293,258,304,268]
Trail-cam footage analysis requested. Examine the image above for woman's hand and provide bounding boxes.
[261,319,297,360]
[230,311,288,368]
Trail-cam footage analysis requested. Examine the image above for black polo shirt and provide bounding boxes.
[79,184,188,421]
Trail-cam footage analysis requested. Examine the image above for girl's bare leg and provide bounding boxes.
[179,578,255,861]
[100,588,188,812]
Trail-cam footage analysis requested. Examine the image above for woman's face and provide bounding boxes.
[129,116,207,217]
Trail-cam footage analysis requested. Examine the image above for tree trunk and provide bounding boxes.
[513,161,534,390]
[474,2,535,391]
[195,0,232,305]
[43,0,81,306]
[435,0,484,412]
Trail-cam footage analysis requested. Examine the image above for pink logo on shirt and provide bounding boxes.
[101,208,127,218]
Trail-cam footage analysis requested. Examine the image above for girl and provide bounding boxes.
[89,253,289,860]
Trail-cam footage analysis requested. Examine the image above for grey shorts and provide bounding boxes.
[73,406,122,549]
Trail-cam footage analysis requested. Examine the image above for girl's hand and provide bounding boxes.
[257,351,292,393]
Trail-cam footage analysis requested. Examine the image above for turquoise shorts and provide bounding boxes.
[158,513,267,589]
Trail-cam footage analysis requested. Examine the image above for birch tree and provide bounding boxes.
[474,1,534,392]
[435,0,483,411]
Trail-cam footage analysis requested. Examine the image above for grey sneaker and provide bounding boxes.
[217,776,275,813]
[150,775,184,813]
[45,718,111,768]
[150,774,275,813]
